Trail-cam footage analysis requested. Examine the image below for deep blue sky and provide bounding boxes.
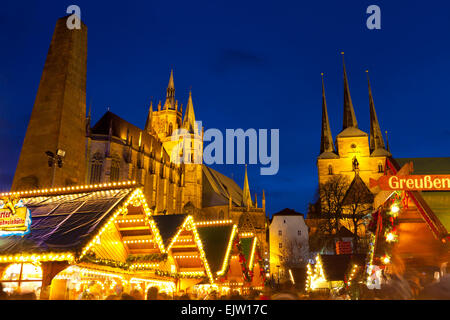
[1,1,450,216]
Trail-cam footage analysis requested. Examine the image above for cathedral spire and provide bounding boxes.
[145,101,153,132]
[342,52,358,130]
[320,73,335,154]
[164,69,175,109]
[366,71,386,152]
[242,165,253,208]
[183,90,196,133]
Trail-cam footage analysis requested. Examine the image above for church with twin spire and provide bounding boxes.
[317,54,391,193]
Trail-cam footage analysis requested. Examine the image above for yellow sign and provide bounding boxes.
[0,198,31,236]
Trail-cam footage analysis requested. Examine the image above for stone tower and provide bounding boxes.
[12,16,88,190]
[181,91,203,209]
[317,55,391,192]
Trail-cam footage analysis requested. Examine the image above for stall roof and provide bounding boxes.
[320,254,366,281]
[152,214,187,246]
[0,187,135,255]
[197,225,235,274]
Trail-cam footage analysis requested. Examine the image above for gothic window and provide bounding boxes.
[328,164,333,175]
[168,123,173,137]
[298,230,301,236]
[110,157,121,182]
[90,152,103,184]
[278,230,282,236]
[378,162,384,173]
[219,210,224,219]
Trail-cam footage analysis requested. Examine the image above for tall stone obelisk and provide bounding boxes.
[12,16,87,190]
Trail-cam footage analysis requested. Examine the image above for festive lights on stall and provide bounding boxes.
[195,220,233,227]
[216,224,238,276]
[305,254,326,291]
[0,180,137,198]
[166,216,215,284]
[0,252,74,263]
[239,232,254,238]
[248,237,258,270]
[79,188,166,260]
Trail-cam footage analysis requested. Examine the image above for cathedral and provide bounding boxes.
[11,16,268,254]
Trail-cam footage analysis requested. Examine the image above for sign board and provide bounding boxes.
[370,175,450,191]
[0,198,31,236]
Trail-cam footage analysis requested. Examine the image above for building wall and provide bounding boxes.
[269,215,309,281]
[317,135,387,192]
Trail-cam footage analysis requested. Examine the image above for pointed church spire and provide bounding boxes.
[183,90,196,133]
[164,69,175,109]
[342,52,358,129]
[320,73,335,154]
[262,190,266,211]
[145,101,153,132]
[366,71,386,152]
[242,165,253,208]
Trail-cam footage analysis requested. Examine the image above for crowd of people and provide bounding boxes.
[1,275,450,300]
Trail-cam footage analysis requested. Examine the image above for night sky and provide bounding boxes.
[1,1,449,216]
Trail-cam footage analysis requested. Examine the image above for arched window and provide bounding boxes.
[328,164,333,175]
[110,157,121,182]
[378,162,384,173]
[90,152,103,183]
[168,123,173,137]
[219,210,224,219]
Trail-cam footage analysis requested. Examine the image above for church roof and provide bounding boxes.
[342,174,374,206]
[318,151,339,159]
[336,127,368,138]
[91,111,169,159]
[202,166,243,207]
[0,187,134,255]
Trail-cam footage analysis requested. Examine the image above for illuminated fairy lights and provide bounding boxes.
[0,180,137,198]
[195,219,233,227]
[166,216,215,284]
[216,224,238,277]
[179,271,205,276]
[129,263,159,270]
[239,232,254,238]
[347,264,359,286]
[305,254,326,291]
[289,269,295,284]
[0,252,75,263]
[248,237,258,270]
[79,188,166,259]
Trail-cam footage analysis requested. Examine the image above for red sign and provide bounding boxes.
[370,175,450,191]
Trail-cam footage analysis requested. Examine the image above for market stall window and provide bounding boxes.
[1,263,43,295]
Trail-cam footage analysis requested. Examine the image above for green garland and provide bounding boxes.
[79,252,129,270]
[126,253,168,264]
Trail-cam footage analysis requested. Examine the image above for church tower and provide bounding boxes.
[151,70,183,156]
[181,90,203,209]
[317,54,391,196]
[12,16,87,190]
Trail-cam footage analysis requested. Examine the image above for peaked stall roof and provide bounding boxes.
[320,254,366,281]
[152,214,188,247]
[0,186,137,256]
[196,224,236,275]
